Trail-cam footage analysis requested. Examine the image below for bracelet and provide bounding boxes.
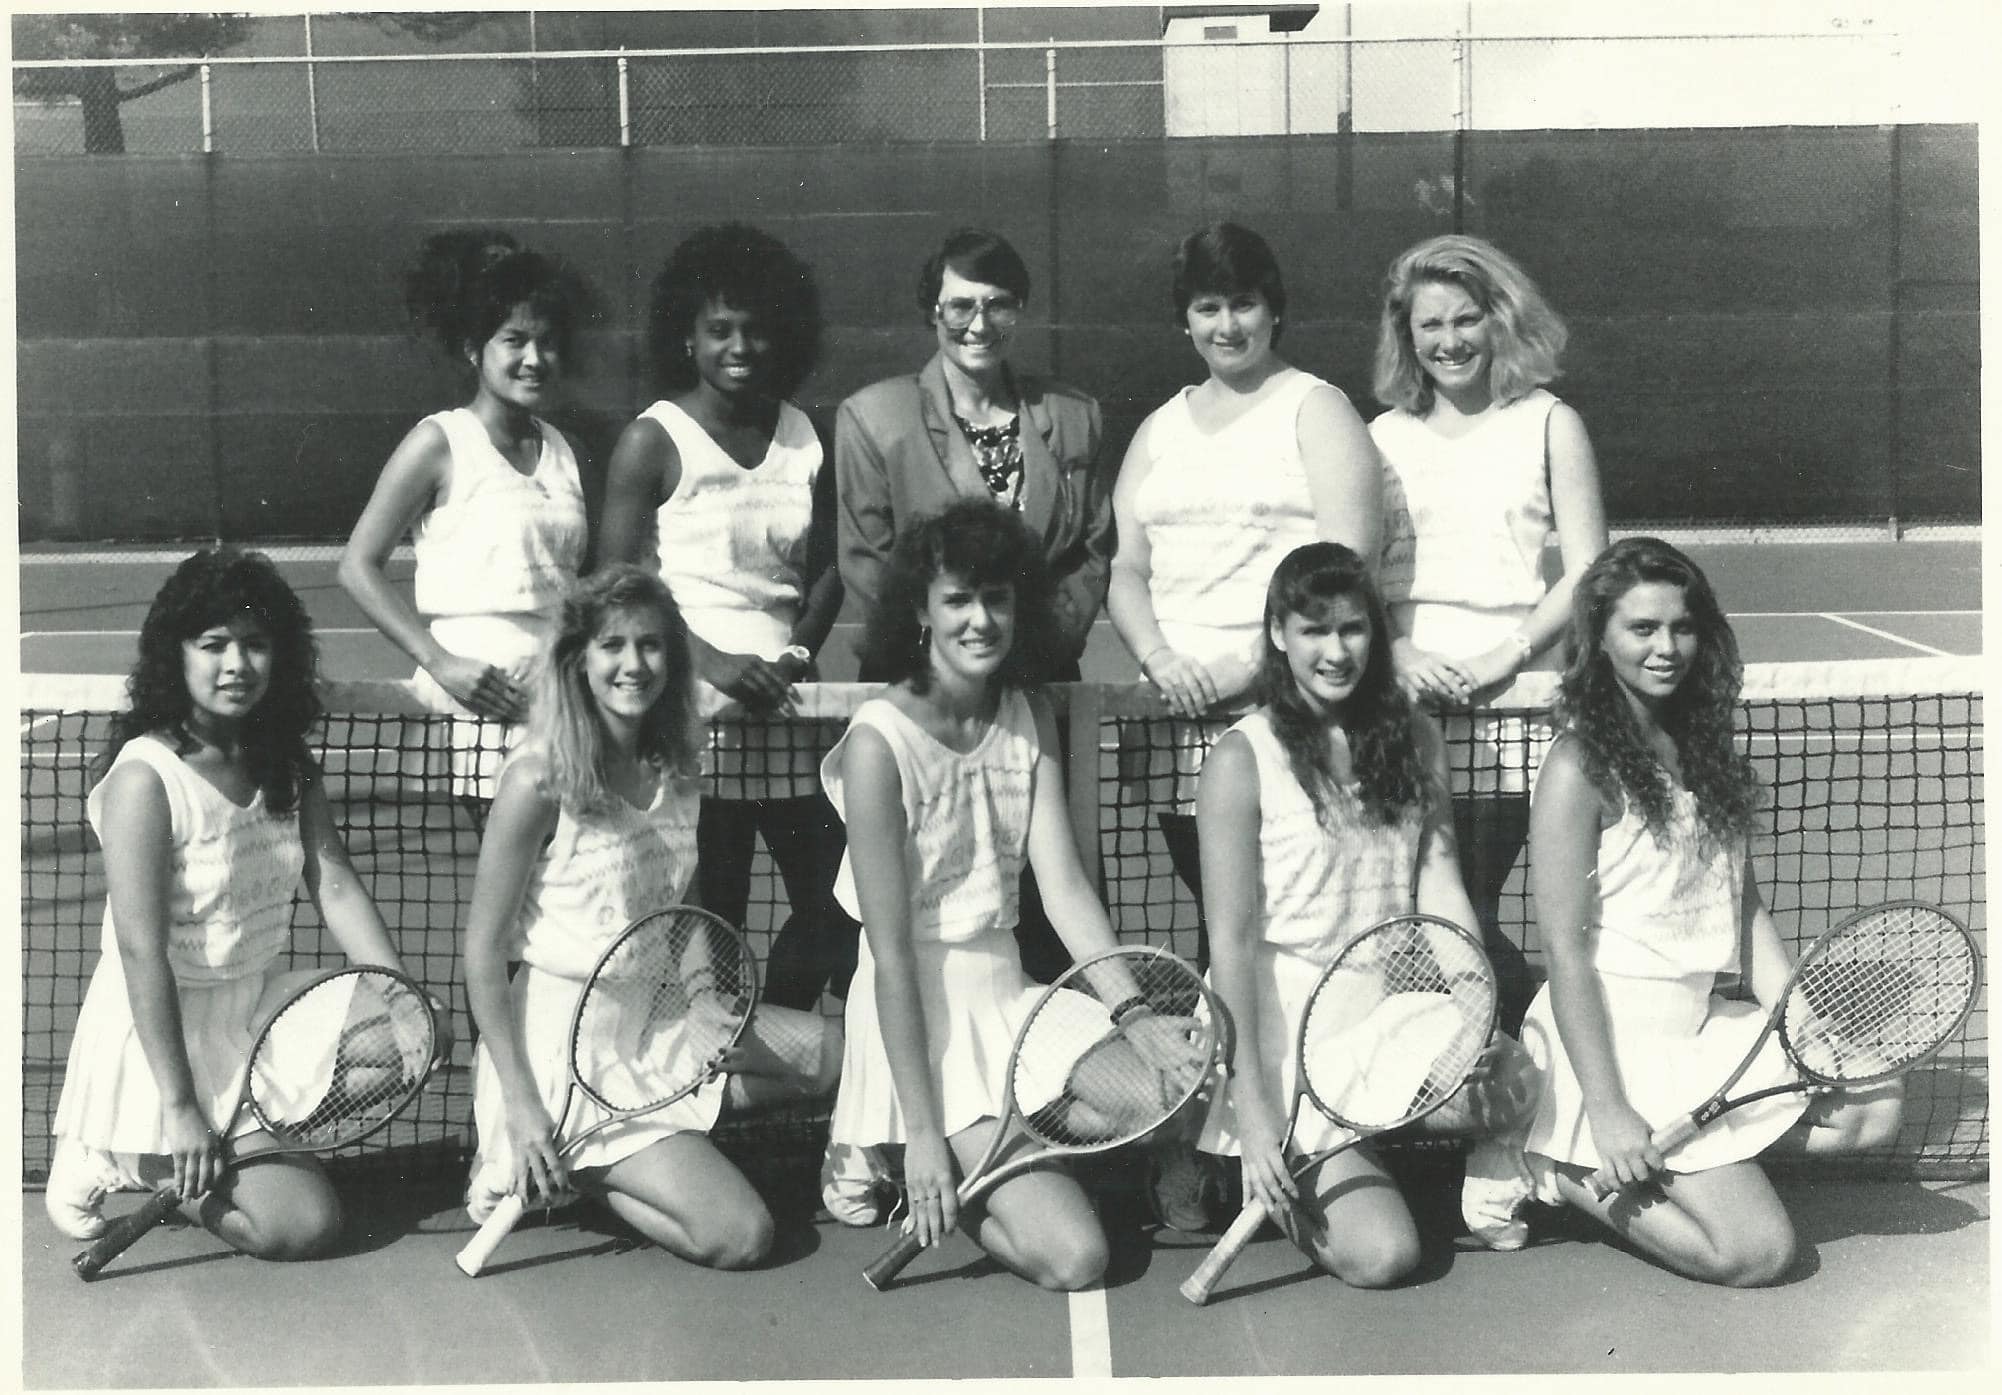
[1109,994,1153,1026]
[1138,646,1172,675]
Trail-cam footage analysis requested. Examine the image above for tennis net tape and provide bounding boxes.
[18,660,1985,1184]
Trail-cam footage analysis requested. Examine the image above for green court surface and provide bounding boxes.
[20,1173,1989,1384]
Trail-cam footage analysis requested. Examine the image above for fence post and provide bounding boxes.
[617,50,631,148]
[1045,44,1057,139]
[304,14,321,153]
[199,63,214,154]
[976,6,988,141]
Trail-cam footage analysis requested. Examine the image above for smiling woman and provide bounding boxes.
[337,230,599,814]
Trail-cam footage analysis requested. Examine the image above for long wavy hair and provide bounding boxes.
[1556,537,1760,845]
[527,566,701,815]
[1255,542,1432,828]
[1372,233,1567,415]
[97,547,320,814]
[859,499,1056,693]
[646,223,822,400]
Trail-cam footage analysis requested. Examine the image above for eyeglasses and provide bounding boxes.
[935,295,1022,330]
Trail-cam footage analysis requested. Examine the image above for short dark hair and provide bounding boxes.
[860,499,1056,691]
[404,227,596,363]
[917,228,1031,322]
[1172,222,1287,343]
[645,223,823,400]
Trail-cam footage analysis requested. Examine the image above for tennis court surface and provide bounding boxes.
[17,538,1987,1382]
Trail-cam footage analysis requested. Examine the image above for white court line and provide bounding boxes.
[21,628,383,639]
[1734,610,1981,618]
[1819,614,1956,658]
[1068,1283,1112,1379]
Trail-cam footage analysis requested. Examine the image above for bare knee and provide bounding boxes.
[687,1203,775,1271]
[1324,1230,1420,1290]
[1694,1217,1796,1288]
[221,1192,343,1262]
[1025,1230,1109,1292]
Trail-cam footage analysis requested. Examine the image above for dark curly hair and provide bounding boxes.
[860,499,1056,692]
[1172,222,1287,346]
[646,223,823,400]
[404,227,596,364]
[97,547,321,814]
[1556,537,1760,846]
[1254,542,1433,827]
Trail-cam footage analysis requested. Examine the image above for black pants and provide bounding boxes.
[695,793,862,1011]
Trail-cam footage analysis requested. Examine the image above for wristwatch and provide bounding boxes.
[779,644,813,667]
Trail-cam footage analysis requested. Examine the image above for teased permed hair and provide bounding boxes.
[1556,536,1760,847]
[527,565,702,815]
[860,499,1056,692]
[1372,233,1566,414]
[1254,542,1432,828]
[97,547,320,815]
[646,223,823,400]
[1172,222,1287,345]
[404,227,596,365]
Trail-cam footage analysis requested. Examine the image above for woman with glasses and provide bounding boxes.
[834,227,1113,694]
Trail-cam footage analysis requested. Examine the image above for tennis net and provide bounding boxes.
[18,660,1986,1185]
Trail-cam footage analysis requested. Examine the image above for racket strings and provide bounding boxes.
[1011,953,1214,1150]
[1298,920,1496,1131]
[1784,911,1979,1082]
[252,972,436,1148]
[575,913,756,1112]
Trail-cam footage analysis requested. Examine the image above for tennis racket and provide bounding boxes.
[863,944,1222,1292]
[1180,913,1496,1306]
[1587,899,1982,1198]
[454,905,758,1277]
[72,964,441,1281]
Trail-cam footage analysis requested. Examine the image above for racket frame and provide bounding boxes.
[71,964,441,1281]
[1583,900,1983,1201]
[1180,913,1498,1306]
[863,943,1224,1292]
[453,905,759,1278]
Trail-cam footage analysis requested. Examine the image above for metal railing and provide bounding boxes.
[11,27,1936,157]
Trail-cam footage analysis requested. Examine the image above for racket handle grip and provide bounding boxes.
[862,1227,928,1292]
[455,1193,528,1277]
[1178,1196,1272,1306]
[72,1186,182,1282]
[1585,1114,1703,1201]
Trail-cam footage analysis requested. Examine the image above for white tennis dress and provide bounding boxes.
[52,736,306,1173]
[1371,389,1562,795]
[820,690,1049,1148]
[466,757,708,1200]
[1520,778,1806,1193]
[1196,712,1424,1157]
[407,406,587,797]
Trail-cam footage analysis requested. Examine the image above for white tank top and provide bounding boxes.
[1132,370,1328,674]
[644,398,821,661]
[410,407,587,620]
[86,736,305,984]
[1372,389,1558,653]
[821,691,1038,944]
[510,765,702,979]
[1232,712,1422,963]
[1577,771,1745,981]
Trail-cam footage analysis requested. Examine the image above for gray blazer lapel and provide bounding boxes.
[917,355,988,498]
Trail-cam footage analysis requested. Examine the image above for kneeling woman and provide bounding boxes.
[1196,542,1510,1288]
[822,500,1153,1291]
[463,566,840,1268]
[1519,537,1901,1285]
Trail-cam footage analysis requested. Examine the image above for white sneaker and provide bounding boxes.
[1462,1133,1534,1251]
[820,1142,889,1227]
[45,1138,127,1241]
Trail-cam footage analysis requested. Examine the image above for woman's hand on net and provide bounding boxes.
[162,1100,226,1202]
[1391,637,1477,706]
[1141,646,1220,717]
[899,1132,960,1245]
[707,652,799,714]
[428,652,529,722]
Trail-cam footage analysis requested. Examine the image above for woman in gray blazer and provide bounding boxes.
[834,228,1112,685]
